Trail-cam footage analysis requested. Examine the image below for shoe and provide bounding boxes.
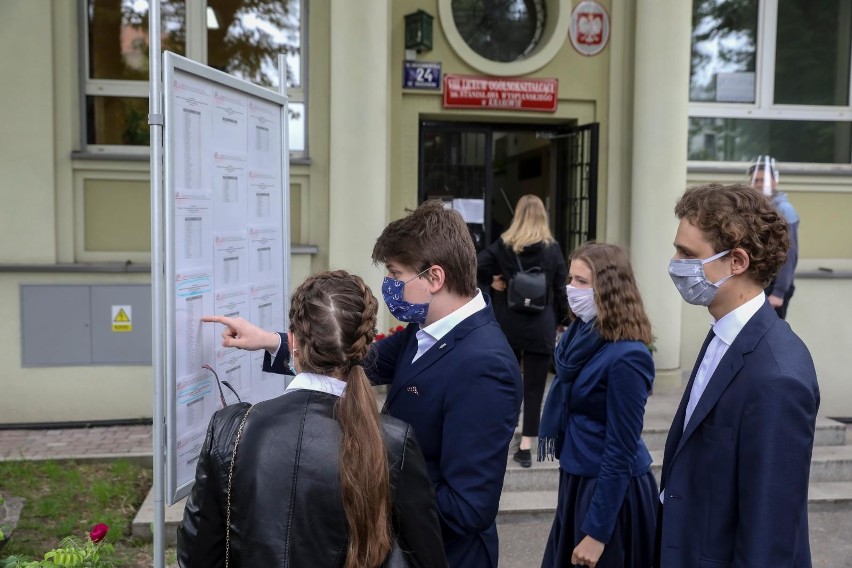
[513,448,532,468]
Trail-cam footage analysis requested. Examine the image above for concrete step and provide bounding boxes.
[134,451,852,545]
[638,416,847,451]
[513,416,847,452]
[497,481,852,523]
[132,489,186,546]
[648,444,852,484]
[502,444,852,493]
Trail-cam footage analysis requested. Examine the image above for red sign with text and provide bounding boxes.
[443,74,558,113]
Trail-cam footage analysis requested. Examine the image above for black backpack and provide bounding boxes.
[506,252,548,313]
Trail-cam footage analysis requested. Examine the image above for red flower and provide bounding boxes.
[89,523,109,543]
[375,333,386,341]
[394,325,405,333]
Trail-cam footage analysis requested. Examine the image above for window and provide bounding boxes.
[451,0,547,63]
[438,0,570,76]
[84,0,305,155]
[689,0,852,164]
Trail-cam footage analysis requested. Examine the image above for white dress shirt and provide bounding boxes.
[412,290,487,362]
[683,292,766,430]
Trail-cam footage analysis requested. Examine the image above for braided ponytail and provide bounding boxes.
[289,271,391,568]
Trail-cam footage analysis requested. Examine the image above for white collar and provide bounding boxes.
[419,289,486,341]
[711,291,765,345]
[285,372,346,397]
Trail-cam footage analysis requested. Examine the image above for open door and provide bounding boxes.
[418,121,599,255]
[549,122,599,255]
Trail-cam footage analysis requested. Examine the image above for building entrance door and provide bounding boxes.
[418,121,599,255]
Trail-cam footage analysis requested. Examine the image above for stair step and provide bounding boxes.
[503,444,852,492]
[498,481,852,523]
[513,417,846,452]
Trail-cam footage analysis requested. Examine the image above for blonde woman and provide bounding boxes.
[476,195,568,467]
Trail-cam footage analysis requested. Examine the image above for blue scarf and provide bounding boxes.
[538,318,606,461]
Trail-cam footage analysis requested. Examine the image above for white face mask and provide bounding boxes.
[566,285,596,322]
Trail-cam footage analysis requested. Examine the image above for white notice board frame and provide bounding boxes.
[162,52,290,503]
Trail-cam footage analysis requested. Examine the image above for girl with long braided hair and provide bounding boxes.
[179,270,446,568]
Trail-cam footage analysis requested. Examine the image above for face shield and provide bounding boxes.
[749,155,779,196]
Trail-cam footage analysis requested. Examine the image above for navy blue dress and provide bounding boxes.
[542,339,657,568]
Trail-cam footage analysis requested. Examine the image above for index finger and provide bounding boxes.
[201,315,229,324]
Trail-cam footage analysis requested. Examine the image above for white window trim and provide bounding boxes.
[689,0,852,122]
[81,0,307,158]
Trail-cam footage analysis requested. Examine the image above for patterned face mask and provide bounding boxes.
[381,268,431,323]
[668,249,732,306]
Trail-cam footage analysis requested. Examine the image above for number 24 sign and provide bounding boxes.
[403,61,442,90]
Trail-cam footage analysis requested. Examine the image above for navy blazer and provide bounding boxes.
[264,299,522,568]
[658,301,819,568]
[556,339,655,543]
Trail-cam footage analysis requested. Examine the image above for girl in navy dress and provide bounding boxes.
[540,242,657,568]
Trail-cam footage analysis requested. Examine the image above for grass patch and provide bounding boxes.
[0,460,153,566]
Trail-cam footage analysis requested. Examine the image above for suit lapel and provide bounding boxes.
[383,310,487,410]
[670,302,777,461]
[661,327,714,484]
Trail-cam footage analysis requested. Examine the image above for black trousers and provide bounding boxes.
[513,349,551,437]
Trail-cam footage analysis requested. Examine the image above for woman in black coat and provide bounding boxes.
[178,271,447,568]
[477,195,568,467]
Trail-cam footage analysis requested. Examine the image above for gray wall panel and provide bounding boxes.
[21,285,92,366]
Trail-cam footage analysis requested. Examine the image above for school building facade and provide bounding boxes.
[2,0,851,423]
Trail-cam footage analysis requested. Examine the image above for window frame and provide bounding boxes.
[688,0,852,168]
[79,0,307,158]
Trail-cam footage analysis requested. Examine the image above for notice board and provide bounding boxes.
[162,52,290,502]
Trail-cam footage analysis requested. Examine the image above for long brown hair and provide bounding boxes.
[569,242,653,345]
[501,194,555,253]
[288,270,390,568]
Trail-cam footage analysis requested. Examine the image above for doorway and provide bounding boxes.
[418,121,599,256]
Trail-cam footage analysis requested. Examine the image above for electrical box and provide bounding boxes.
[21,284,151,367]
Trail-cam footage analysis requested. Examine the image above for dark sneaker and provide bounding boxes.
[513,448,532,468]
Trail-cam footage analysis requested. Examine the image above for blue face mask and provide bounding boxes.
[381,268,431,323]
[668,249,733,306]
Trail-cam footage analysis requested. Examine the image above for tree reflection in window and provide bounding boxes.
[207,0,301,90]
[88,0,186,80]
[690,0,758,102]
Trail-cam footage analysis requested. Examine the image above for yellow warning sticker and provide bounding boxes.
[112,305,133,332]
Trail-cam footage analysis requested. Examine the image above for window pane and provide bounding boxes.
[87,96,150,145]
[288,102,305,153]
[88,0,185,80]
[774,0,852,105]
[451,0,547,63]
[690,0,758,102]
[207,0,301,89]
[688,117,852,163]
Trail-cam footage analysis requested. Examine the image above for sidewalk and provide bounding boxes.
[0,424,153,463]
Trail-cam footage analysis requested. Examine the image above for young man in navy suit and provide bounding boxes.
[368,200,522,568]
[205,201,522,568]
[657,184,819,567]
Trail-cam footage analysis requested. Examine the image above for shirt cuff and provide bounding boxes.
[267,333,283,358]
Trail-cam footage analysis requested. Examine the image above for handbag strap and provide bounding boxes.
[512,250,525,273]
[225,405,254,568]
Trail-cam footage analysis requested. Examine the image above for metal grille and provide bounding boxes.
[556,123,599,255]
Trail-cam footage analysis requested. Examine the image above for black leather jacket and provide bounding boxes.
[177,388,447,567]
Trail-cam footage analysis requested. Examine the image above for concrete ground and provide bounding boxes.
[497,509,852,568]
